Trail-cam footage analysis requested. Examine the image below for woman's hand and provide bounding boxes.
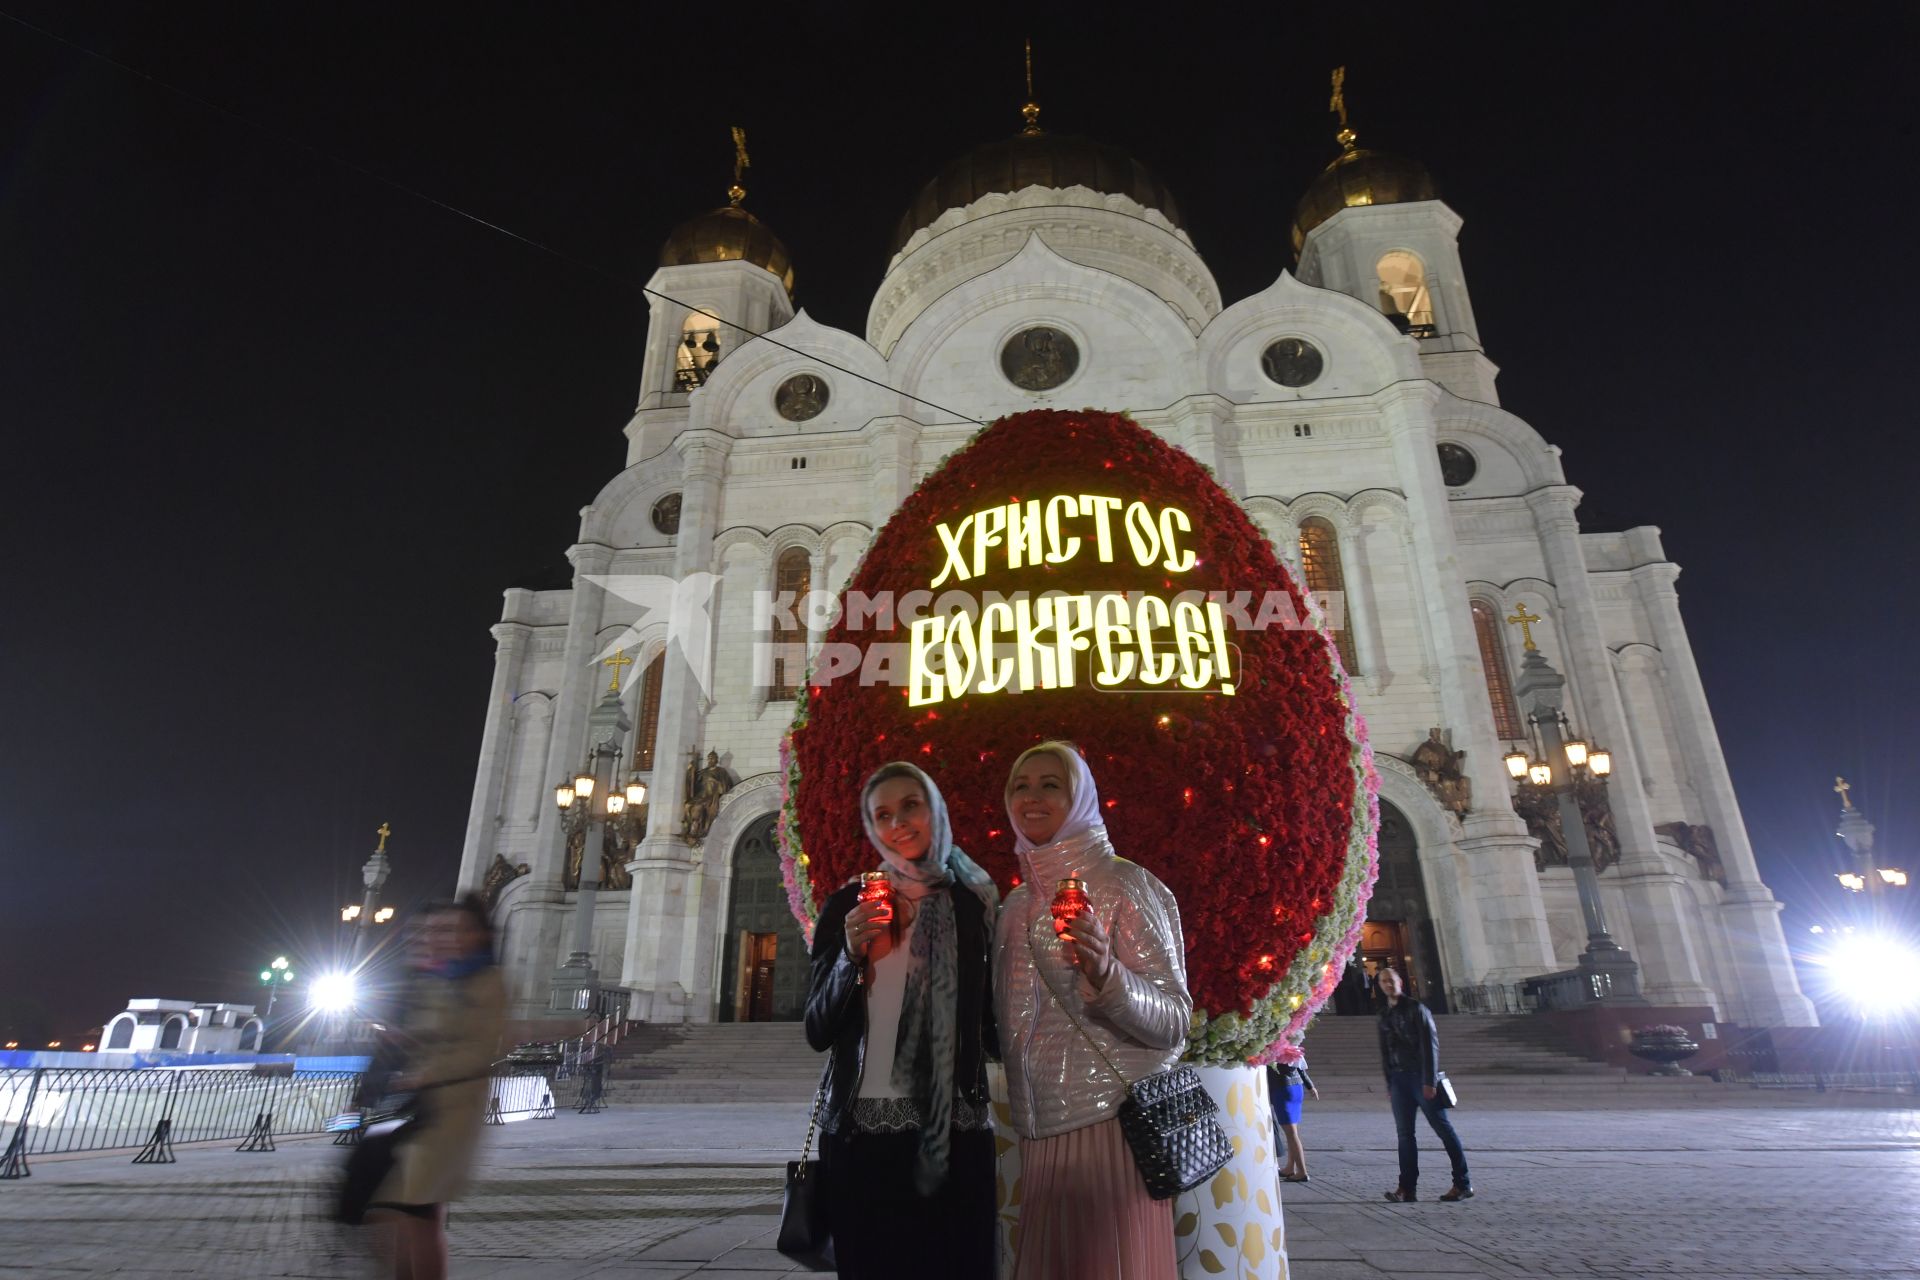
[1058,907,1115,986]
[1308,1084,1320,1101]
[843,896,895,962]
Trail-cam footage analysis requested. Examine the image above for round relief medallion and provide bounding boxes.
[775,373,830,422]
[1261,337,1324,388]
[650,493,683,535]
[1436,442,1478,487]
[999,326,1080,391]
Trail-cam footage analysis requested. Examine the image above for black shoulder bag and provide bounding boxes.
[775,1065,836,1270]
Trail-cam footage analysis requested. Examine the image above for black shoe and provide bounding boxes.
[1439,1185,1474,1202]
[1384,1187,1415,1202]
[1281,1173,1310,1183]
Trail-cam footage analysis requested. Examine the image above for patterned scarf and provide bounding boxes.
[859,762,999,1194]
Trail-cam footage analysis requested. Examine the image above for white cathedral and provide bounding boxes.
[456,97,1816,1033]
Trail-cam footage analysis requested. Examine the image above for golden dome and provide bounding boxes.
[1290,141,1438,259]
[892,131,1185,256]
[659,204,795,295]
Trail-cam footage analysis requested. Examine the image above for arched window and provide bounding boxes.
[1471,599,1527,741]
[237,1020,261,1052]
[105,1016,134,1050]
[769,547,811,700]
[633,651,664,771]
[1376,251,1434,336]
[1297,518,1359,674]
[158,1017,185,1050]
[674,312,722,390]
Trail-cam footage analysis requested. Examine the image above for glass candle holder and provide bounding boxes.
[1051,877,1090,928]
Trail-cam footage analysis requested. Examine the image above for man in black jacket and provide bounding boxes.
[1377,966,1473,1202]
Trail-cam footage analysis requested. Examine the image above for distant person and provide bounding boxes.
[805,762,1000,1279]
[1268,1054,1319,1183]
[1376,966,1471,1202]
[344,896,507,1279]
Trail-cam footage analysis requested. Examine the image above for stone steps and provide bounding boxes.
[596,1013,1704,1107]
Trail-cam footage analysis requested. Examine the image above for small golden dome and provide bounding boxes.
[892,132,1185,256]
[1291,142,1438,260]
[659,205,795,295]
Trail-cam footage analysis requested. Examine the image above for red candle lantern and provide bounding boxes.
[858,871,893,906]
[1051,877,1090,928]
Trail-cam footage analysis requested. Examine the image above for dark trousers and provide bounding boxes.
[820,1126,996,1279]
[1386,1070,1469,1193]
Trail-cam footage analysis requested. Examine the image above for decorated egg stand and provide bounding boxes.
[778,410,1378,1280]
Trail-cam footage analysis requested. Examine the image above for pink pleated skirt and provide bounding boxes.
[1013,1118,1176,1280]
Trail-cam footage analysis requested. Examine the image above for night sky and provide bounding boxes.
[4,4,1915,1043]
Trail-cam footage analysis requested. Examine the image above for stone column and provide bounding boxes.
[870,417,922,526]
[457,612,531,895]
[527,544,615,898]
[1526,489,1718,1011]
[1172,395,1245,497]
[622,433,730,1021]
[1379,386,1553,981]
[1630,562,1818,1025]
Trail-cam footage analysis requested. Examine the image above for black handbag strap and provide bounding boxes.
[796,1053,831,1163]
[1026,913,1136,1093]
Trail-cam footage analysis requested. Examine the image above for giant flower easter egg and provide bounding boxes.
[780,409,1377,1063]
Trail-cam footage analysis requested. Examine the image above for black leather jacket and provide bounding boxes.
[1377,997,1441,1084]
[803,881,997,1135]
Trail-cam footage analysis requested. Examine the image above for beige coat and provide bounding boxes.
[376,965,507,1207]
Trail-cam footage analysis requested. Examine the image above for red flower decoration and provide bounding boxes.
[781,410,1371,1039]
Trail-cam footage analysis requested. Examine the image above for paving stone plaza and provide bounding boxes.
[3,1095,1915,1279]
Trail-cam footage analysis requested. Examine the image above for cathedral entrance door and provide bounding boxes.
[718,813,807,1022]
[746,933,778,1022]
[1363,800,1449,1012]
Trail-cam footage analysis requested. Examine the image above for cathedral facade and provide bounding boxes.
[457,110,1816,1030]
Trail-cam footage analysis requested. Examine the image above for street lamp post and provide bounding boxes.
[549,652,648,1013]
[1505,603,1644,1003]
[257,955,296,1031]
[344,822,396,965]
[1832,777,1908,926]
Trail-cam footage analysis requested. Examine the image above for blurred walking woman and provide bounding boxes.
[370,895,506,1280]
[994,741,1191,1280]
[804,762,1001,1278]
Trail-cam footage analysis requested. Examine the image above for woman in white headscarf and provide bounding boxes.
[993,741,1191,1280]
[804,762,1001,1279]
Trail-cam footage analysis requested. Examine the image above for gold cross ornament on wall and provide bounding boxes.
[1505,602,1542,651]
[603,648,635,693]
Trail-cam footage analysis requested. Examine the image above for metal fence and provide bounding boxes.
[2,1067,360,1178]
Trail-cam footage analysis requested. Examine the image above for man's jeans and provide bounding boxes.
[1386,1070,1470,1193]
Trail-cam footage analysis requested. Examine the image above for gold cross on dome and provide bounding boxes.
[1505,602,1542,651]
[603,648,635,693]
[1834,776,1854,810]
[375,822,391,854]
[729,127,749,205]
[1330,66,1349,127]
[1021,38,1042,134]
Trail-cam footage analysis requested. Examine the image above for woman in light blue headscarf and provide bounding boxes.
[804,762,1000,1279]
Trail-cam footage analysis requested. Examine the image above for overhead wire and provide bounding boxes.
[0,7,987,426]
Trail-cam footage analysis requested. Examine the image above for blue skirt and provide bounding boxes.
[1275,1080,1304,1126]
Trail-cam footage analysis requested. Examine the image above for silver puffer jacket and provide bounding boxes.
[992,826,1191,1140]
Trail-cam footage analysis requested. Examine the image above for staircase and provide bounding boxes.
[1296,1014,1726,1106]
[600,1022,826,1105]
[597,1014,1734,1108]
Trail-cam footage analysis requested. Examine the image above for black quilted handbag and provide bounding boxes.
[1032,923,1232,1200]
[1115,1064,1233,1200]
